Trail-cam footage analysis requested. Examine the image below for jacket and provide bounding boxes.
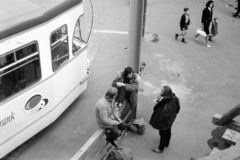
[211,22,218,36]
[201,7,213,24]
[95,96,120,128]
[180,14,190,29]
[149,94,180,130]
[112,71,141,109]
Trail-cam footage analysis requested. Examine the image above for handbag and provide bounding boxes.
[196,29,207,37]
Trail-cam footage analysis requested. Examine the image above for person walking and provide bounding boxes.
[175,8,191,43]
[194,1,214,47]
[209,17,219,41]
[149,86,180,153]
[232,0,240,18]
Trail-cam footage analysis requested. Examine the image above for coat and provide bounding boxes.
[112,71,141,110]
[95,96,120,128]
[201,7,213,25]
[180,14,190,30]
[211,22,218,36]
[149,94,180,130]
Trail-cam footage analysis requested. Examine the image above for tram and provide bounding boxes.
[0,0,90,158]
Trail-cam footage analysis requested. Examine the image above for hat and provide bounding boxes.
[106,87,118,98]
[184,8,189,12]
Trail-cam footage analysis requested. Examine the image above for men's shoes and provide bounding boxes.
[175,34,178,40]
[182,38,187,43]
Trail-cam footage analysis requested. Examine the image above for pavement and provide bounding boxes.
[9,0,240,160]
[85,0,240,159]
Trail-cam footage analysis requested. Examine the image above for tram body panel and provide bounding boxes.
[0,80,55,157]
[0,0,89,158]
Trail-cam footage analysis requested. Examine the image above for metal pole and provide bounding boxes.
[128,0,144,74]
[128,0,144,119]
[142,0,147,37]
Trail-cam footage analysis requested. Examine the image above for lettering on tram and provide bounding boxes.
[24,94,49,116]
[0,112,15,128]
[0,43,41,102]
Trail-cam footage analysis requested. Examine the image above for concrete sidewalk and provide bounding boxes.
[87,0,240,159]
[13,0,240,160]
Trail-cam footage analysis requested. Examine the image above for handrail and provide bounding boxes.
[80,70,91,84]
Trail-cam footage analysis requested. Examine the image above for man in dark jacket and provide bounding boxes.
[149,86,180,153]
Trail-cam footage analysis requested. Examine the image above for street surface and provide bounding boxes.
[5,0,240,160]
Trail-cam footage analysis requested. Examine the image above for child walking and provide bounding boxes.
[209,17,218,41]
[175,8,191,43]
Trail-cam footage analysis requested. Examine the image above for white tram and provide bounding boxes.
[0,0,90,158]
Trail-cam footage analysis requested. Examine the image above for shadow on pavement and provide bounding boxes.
[207,126,233,150]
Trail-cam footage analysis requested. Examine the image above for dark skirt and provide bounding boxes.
[203,22,210,35]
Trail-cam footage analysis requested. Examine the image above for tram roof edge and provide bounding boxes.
[0,0,82,41]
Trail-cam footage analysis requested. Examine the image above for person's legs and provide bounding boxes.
[107,126,121,137]
[115,86,126,106]
[204,23,211,47]
[175,29,185,40]
[194,34,199,41]
[158,129,168,151]
[165,128,172,147]
[106,127,121,148]
[181,30,187,43]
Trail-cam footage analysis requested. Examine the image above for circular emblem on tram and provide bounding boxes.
[24,94,48,115]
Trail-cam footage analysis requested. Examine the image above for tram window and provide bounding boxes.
[16,43,37,60]
[0,53,15,69]
[0,53,41,103]
[51,25,69,71]
[72,15,88,55]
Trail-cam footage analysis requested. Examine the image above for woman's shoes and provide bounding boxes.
[151,148,163,153]
[194,35,198,41]
[205,44,211,48]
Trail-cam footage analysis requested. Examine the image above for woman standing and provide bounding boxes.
[194,1,214,47]
[149,86,180,153]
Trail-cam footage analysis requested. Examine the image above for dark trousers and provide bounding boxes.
[115,87,126,104]
[115,87,131,105]
[106,123,129,147]
[158,128,171,150]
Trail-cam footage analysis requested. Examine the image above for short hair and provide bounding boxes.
[123,66,134,78]
[184,8,189,12]
[106,87,118,98]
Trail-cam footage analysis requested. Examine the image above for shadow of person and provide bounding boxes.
[207,126,233,150]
